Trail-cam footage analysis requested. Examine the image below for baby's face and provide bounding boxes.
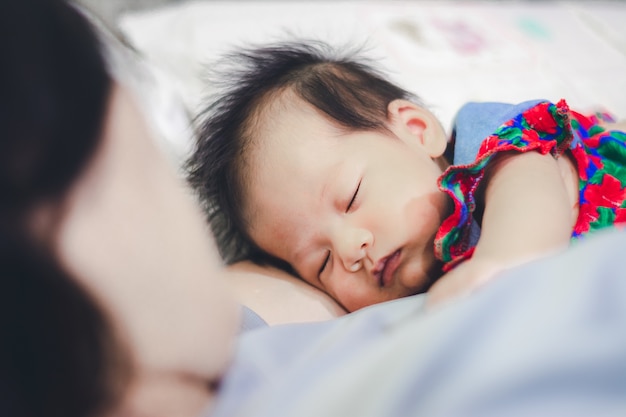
[246,99,450,312]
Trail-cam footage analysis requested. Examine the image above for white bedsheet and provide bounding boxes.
[117,0,626,158]
[208,228,626,417]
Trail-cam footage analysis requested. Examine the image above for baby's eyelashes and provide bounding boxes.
[318,251,331,277]
[346,179,362,212]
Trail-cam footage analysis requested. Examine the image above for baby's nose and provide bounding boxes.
[337,227,373,272]
[346,248,367,272]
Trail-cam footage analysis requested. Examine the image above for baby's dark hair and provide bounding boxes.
[187,39,420,266]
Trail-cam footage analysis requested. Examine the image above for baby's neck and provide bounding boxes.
[436,155,451,172]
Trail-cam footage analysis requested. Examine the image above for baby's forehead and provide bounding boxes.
[252,90,343,144]
[245,95,344,179]
[254,90,311,128]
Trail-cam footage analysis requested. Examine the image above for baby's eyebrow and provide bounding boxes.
[320,160,344,201]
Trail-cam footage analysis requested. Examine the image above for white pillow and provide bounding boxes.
[79,3,195,169]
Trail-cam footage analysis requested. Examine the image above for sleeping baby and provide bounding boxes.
[187,39,626,313]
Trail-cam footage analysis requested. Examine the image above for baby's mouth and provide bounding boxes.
[373,249,401,287]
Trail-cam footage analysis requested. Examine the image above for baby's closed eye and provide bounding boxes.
[346,179,362,212]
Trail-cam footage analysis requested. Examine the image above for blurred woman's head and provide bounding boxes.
[0,1,238,416]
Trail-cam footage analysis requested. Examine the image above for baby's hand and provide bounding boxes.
[425,259,503,309]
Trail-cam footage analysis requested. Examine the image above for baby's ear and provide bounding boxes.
[387,99,447,158]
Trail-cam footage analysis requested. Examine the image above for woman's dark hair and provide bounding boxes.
[187,40,420,267]
[0,1,128,416]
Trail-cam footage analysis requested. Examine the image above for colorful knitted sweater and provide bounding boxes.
[434,99,626,271]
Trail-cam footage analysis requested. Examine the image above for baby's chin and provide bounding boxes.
[401,259,444,295]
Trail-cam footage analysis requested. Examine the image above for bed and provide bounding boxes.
[116,0,626,148]
[107,0,626,324]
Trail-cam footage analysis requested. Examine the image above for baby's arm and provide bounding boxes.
[428,150,578,306]
[473,150,578,263]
